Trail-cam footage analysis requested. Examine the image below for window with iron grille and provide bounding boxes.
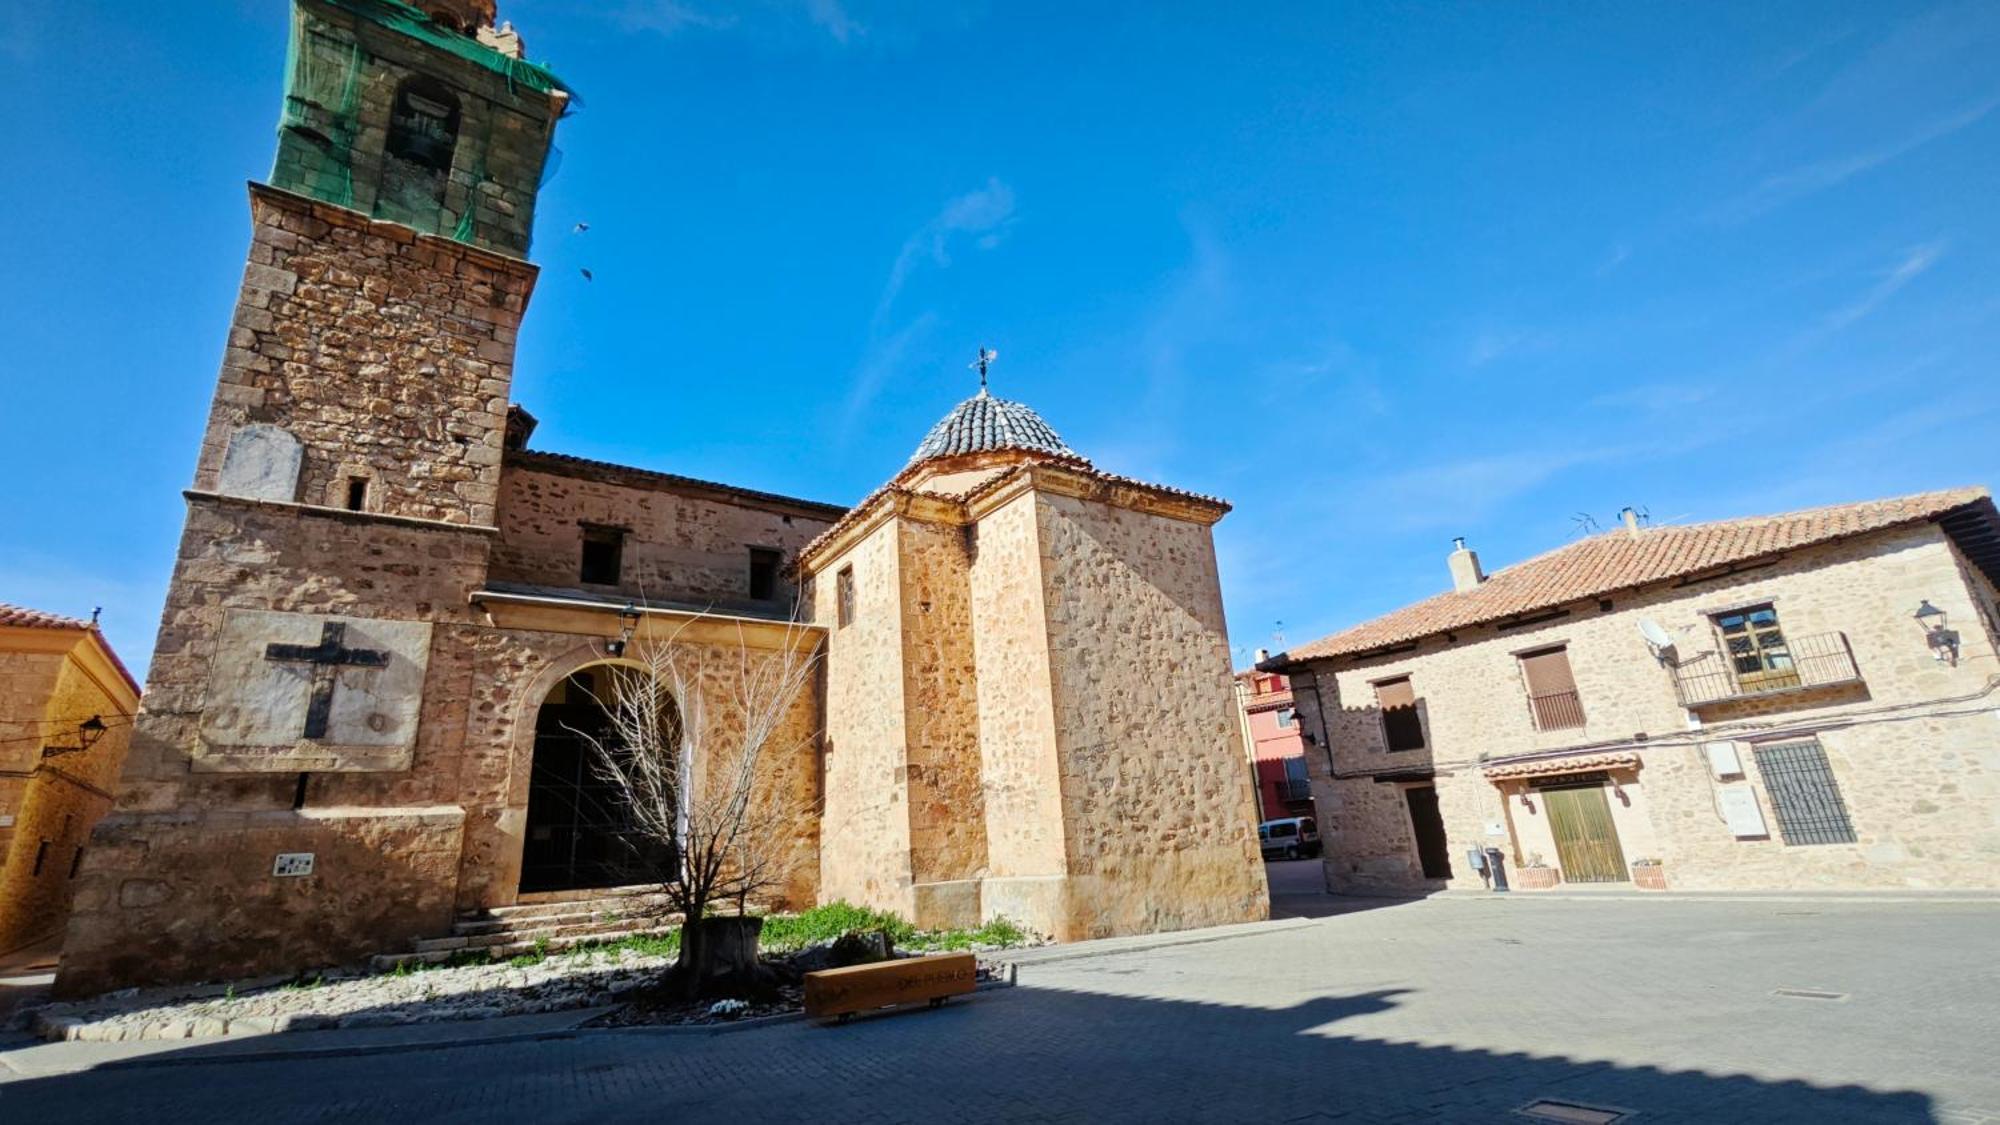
[1753,739,1857,846]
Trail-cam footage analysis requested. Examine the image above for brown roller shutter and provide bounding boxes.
[1374,677,1416,709]
[1519,648,1577,694]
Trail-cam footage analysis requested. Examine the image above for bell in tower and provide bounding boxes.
[271,0,565,256]
[418,1,497,34]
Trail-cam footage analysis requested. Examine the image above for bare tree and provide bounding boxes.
[574,610,822,999]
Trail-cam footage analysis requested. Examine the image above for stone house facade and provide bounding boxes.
[0,606,140,958]
[1264,491,2000,895]
[53,0,1264,996]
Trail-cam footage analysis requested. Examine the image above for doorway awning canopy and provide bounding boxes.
[1483,751,1641,782]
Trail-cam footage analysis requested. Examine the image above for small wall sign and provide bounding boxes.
[1717,787,1769,838]
[273,852,316,878]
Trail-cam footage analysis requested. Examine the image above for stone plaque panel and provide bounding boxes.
[216,424,303,502]
[195,609,433,773]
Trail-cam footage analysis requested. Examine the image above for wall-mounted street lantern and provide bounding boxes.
[606,602,642,657]
[1915,600,1960,666]
[41,715,108,759]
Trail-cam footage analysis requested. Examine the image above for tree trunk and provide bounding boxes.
[671,915,772,1000]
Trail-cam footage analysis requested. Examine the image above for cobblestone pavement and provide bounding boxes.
[5,868,1997,1123]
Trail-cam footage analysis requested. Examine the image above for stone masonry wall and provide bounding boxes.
[812,521,916,916]
[967,491,1068,903]
[489,461,837,613]
[190,186,537,527]
[0,645,135,954]
[1296,523,2000,894]
[0,647,64,866]
[1032,492,1269,939]
[896,518,985,923]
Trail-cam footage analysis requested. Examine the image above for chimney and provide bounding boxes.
[1448,537,1484,593]
[1620,507,1641,537]
[1254,647,1270,664]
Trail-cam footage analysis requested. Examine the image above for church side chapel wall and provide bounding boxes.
[966,491,1069,925]
[0,647,136,954]
[1032,492,1268,938]
[814,522,917,917]
[194,186,537,526]
[489,462,835,610]
[895,518,985,927]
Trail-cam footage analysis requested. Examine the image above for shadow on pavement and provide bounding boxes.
[0,969,1938,1122]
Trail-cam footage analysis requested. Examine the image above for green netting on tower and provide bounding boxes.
[279,8,365,206]
[316,0,571,97]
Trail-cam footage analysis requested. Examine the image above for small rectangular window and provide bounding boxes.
[1754,739,1857,846]
[1277,707,1297,728]
[836,565,855,628]
[580,525,625,586]
[32,839,49,878]
[69,846,85,880]
[1374,676,1426,752]
[748,547,782,601]
[345,477,369,512]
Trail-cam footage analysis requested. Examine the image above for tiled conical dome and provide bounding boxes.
[908,389,1081,466]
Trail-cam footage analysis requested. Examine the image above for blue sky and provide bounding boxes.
[3,1,1996,678]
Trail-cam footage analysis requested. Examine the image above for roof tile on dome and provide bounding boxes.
[1271,487,1995,665]
[908,390,1082,465]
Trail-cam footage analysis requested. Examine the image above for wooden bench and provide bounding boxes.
[804,952,978,1022]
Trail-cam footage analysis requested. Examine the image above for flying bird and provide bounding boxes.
[572,222,590,233]
[580,268,594,282]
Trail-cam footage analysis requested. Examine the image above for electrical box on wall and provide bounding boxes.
[273,852,315,878]
[1717,786,1768,838]
[1705,741,1744,778]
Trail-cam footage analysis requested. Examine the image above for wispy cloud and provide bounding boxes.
[611,0,930,46]
[805,0,861,43]
[1589,383,1716,412]
[1717,94,1999,222]
[1363,446,1626,531]
[874,177,1016,325]
[1466,327,1556,369]
[836,179,1015,438]
[1818,241,1946,336]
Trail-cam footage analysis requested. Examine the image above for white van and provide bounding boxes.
[1258,816,1321,860]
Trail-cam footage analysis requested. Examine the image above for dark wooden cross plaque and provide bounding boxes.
[264,622,391,740]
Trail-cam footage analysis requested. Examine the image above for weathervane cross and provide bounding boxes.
[970,347,998,390]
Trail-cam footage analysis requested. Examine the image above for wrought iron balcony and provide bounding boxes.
[1527,688,1587,732]
[1670,631,1862,707]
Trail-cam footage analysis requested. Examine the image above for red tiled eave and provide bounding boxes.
[1270,486,1995,667]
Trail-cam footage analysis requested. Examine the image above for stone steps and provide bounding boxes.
[366,886,693,973]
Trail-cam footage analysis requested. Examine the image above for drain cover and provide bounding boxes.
[1515,1099,1631,1123]
[1772,987,1849,1001]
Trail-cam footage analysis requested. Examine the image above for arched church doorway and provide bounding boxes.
[519,667,676,894]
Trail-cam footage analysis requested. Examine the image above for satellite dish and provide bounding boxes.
[1638,618,1677,664]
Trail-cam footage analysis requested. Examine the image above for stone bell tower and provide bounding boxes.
[55,0,568,995]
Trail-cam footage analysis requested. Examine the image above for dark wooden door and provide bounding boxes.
[1542,784,1628,883]
[520,677,642,893]
[1403,785,1453,879]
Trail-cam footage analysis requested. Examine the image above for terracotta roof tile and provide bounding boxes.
[909,390,1080,465]
[0,603,94,630]
[1276,487,1993,664]
[0,603,142,694]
